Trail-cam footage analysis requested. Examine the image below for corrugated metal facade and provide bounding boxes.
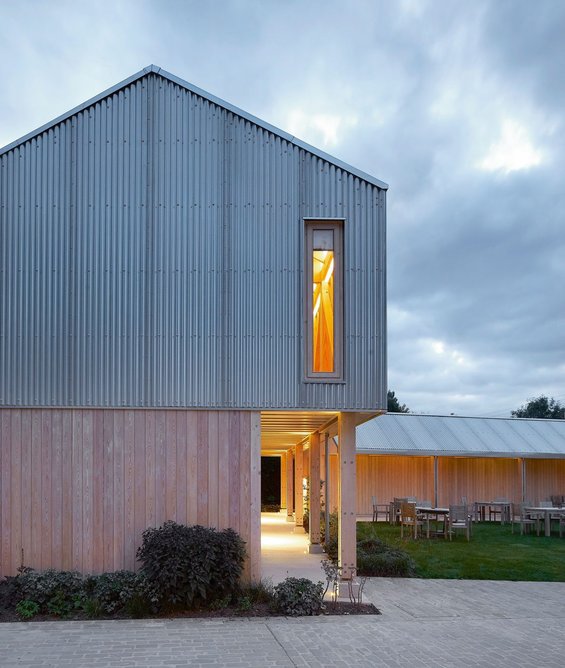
[0,69,386,410]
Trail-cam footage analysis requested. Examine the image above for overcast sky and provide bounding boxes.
[1,0,563,417]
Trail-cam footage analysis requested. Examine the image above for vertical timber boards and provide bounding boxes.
[524,459,565,504]
[0,408,261,580]
[437,457,521,506]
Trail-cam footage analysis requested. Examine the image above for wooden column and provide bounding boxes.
[286,448,294,522]
[248,411,262,583]
[280,453,287,510]
[433,456,438,508]
[294,443,304,528]
[308,432,323,552]
[338,412,356,579]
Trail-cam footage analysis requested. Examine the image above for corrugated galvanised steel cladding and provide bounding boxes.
[0,69,387,411]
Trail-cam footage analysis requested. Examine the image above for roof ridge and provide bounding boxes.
[0,64,388,190]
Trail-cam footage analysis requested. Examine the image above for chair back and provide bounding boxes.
[401,502,416,521]
[539,501,553,508]
[449,504,467,523]
[511,502,523,520]
[418,500,431,508]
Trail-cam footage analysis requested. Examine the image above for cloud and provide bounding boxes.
[478,120,543,174]
[0,0,564,418]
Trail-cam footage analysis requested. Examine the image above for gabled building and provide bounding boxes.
[0,66,387,580]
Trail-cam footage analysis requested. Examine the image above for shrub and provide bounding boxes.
[357,538,416,577]
[136,521,246,610]
[240,579,274,605]
[272,577,324,616]
[14,569,83,615]
[82,570,156,616]
[15,599,40,620]
[322,511,339,561]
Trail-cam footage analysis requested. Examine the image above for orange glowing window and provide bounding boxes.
[305,221,343,380]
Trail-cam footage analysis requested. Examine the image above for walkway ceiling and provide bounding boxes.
[260,411,338,453]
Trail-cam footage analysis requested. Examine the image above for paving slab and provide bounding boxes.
[2,579,565,667]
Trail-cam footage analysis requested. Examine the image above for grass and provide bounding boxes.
[357,521,565,581]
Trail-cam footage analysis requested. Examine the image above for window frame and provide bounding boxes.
[303,218,344,382]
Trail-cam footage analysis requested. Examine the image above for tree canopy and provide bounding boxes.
[511,395,564,419]
[387,390,410,413]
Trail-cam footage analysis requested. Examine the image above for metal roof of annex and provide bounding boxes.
[356,413,565,459]
[0,64,388,191]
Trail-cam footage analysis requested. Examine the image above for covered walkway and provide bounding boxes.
[260,512,326,584]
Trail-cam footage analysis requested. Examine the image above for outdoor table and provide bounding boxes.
[524,506,565,537]
[474,500,511,524]
[416,506,450,539]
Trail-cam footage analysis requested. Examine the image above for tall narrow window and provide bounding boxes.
[305,221,343,380]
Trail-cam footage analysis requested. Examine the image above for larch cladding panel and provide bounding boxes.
[0,408,261,580]
[437,457,522,506]
[525,459,565,504]
[0,73,386,411]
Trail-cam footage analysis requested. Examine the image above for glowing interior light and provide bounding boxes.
[323,258,334,283]
[313,294,321,317]
[312,247,334,372]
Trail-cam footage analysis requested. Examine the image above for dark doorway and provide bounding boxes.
[261,456,281,510]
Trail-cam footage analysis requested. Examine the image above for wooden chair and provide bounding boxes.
[389,497,407,525]
[400,502,423,539]
[511,503,540,536]
[489,497,509,522]
[447,505,472,541]
[371,496,390,523]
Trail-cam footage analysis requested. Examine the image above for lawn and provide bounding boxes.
[357,521,565,581]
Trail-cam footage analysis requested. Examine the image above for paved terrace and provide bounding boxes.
[1,579,565,667]
[3,516,565,666]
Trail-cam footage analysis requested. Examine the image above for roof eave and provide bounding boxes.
[356,448,565,459]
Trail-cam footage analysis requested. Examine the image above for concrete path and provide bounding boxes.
[261,512,326,585]
[2,579,565,667]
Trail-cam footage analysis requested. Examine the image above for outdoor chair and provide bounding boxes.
[400,502,423,539]
[489,497,509,523]
[447,504,472,541]
[559,514,565,538]
[511,503,540,536]
[390,497,408,525]
[371,495,390,523]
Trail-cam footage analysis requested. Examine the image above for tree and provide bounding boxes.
[511,395,564,419]
[387,390,410,413]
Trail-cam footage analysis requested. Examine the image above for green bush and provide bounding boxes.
[357,538,416,577]
[136,521,246,610]
[321,511,339,561]
[82,570,156,616]
[15,599,40,619]
[14,568,83,615]
[272,577,324,616]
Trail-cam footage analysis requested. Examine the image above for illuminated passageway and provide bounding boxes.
[260,512,326,584]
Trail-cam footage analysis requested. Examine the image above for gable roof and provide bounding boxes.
[356,413,565,458]
[0,64,388,191]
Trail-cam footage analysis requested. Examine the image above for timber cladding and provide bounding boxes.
[0,408,260,581]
